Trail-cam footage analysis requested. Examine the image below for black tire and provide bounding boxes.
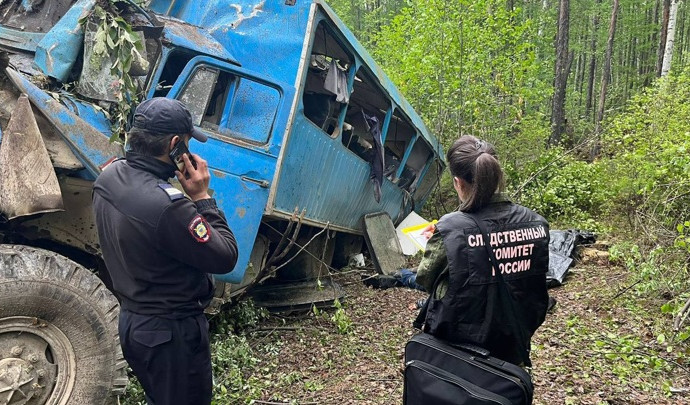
[0,244,127,405]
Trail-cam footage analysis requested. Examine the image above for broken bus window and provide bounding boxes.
[153,50,197,98]
[341,68,390,165]
[177,64,280,144]
[384,111,423,190]
[302,22,352,136]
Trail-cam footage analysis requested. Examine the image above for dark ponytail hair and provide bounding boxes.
[446,135,505,212]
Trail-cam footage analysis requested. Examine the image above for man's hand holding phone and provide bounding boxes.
[169,141,197,172]
[176,153,211,201]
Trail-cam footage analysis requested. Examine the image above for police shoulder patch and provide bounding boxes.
[158,183,185,201]
[188,215,211,243]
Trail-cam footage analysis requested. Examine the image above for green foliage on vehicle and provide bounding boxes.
[81,2,148,141]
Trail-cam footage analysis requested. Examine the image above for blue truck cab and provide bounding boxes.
[0,1,444,403]
[1,0,445,287]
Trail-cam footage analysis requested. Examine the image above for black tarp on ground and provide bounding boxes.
[547,230,596,288]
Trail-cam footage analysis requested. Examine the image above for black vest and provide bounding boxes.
[425,201,549,365]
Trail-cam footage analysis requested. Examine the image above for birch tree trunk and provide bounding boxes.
[661,0,680,76]
[539,0,548,36]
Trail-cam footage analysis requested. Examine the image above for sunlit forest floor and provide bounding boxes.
[235,248,689,404]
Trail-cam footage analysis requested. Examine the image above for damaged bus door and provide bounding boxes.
[166,55,294,286]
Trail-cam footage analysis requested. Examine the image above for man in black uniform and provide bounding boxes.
[93,98,238,405]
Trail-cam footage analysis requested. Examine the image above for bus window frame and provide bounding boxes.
[301,19,355,139]
[167,55,287,148]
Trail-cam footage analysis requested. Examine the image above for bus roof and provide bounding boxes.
[147,0,444,163]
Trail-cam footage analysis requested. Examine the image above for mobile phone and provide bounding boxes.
[169,141,196,172]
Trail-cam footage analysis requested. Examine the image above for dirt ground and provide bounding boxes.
[240,252,690,404]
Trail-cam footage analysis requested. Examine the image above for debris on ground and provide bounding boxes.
[547,229,596,287]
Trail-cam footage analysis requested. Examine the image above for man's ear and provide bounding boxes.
[168,135,181,152]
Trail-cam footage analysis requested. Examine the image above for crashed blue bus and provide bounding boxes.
[0,0,444,403]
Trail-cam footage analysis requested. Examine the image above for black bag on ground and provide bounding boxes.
[404,213,534,404]
[404,333,533,405]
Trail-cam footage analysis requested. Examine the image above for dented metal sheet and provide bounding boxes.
[0,94,63,220]
[228,1,265,29]
[33,0,96,82]
[148,0,304,85]
[0,26,44,52]
[159,15,238,64]
[58,94,114,136]
[5,68,123,178]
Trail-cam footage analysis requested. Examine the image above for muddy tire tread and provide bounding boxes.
[0,244,127,402]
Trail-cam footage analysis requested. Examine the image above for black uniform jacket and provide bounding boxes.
[93,152,238,318]
[424,198,549,365]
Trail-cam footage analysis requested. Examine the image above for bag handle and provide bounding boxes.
[466,213,531,366]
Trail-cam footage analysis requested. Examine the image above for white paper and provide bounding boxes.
[395,211,430,255]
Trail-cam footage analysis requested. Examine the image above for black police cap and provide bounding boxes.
[131,97,207,142]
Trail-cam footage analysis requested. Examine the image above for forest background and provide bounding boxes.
[326,0,690,354]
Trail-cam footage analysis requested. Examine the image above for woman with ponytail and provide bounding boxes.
[415,135,549,367]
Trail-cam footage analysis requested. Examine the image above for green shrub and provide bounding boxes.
[601,70,690,240]
[210,299,269,335]
[509,147,610,229]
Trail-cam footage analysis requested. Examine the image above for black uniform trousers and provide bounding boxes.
[119,309,213,405]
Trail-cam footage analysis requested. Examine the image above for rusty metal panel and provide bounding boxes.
[249,279,345,312]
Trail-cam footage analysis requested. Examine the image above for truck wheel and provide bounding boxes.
[0,244,127,405]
